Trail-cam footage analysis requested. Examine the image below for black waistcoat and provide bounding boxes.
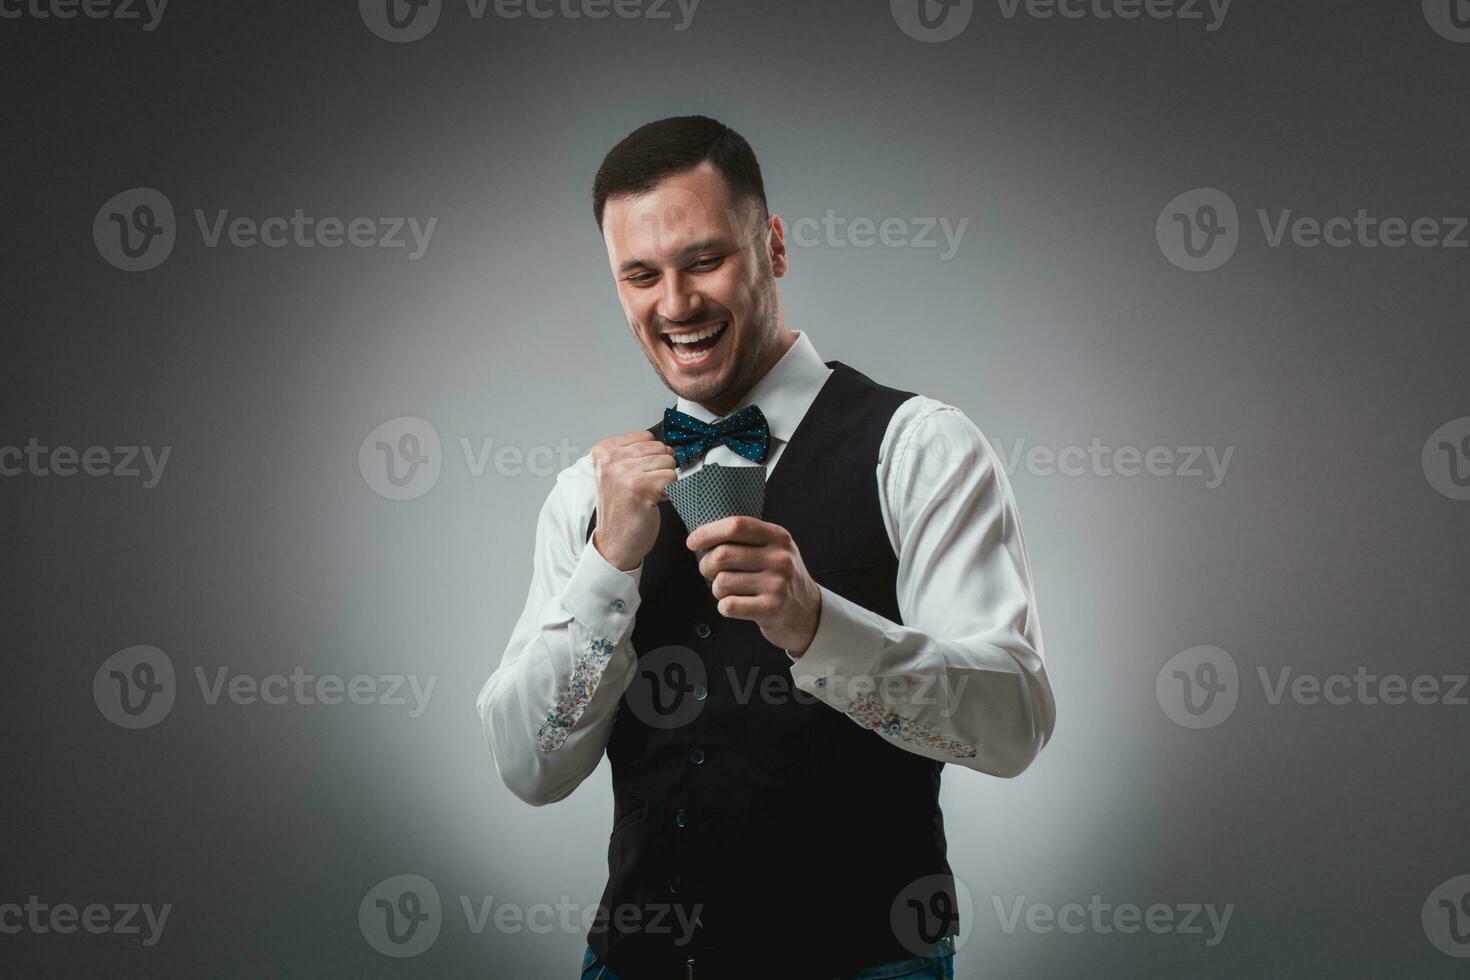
[585,362,958,978]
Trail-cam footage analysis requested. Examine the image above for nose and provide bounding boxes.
[657,270,704,325]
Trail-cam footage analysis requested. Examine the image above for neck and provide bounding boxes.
[698,328,797,417]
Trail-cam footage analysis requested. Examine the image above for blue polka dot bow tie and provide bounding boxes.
[661,404,771,467]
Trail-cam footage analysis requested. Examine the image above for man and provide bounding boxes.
[478,116,1056,979]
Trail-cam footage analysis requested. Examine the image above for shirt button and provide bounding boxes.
[694,623,712,639]
[675,809,688,828]
[815,676,827,688]
[689,747,705,765]
[692,683,708,701]
[610,598,626,611]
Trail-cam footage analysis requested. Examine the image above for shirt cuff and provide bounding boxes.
[787,586,884,709]
[560,540,642,643]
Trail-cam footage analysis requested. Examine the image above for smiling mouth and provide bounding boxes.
[661,321,728,363]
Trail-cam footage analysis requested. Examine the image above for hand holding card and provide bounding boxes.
[664,463,766,561]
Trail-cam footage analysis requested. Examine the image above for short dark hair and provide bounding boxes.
[592,115,768,232]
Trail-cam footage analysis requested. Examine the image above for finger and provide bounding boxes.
[617,440,674,459]
[635,471,678,502]
[710,570,768,600]
[698,543,768,579]
[605,430,656,447]
[715,594,775,621]
[617,453,678,473]
[687,516,782,552]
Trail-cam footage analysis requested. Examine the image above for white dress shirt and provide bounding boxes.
[477,331,1056,806]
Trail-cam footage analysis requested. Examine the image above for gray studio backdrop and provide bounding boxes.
[4,1,1468,976]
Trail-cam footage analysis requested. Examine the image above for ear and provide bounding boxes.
[766,213,789,277]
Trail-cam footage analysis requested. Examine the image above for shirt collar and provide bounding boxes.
[674,330,832,445]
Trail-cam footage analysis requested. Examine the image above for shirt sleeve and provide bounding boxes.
[476,456,644,806]
[788,397,1056,778]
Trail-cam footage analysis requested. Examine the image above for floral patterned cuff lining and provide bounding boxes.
[536,636,616,752]
[842,693,978,759]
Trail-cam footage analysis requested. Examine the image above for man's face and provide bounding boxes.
[602,160,789,415]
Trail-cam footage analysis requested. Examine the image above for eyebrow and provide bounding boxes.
[617,237,733,275]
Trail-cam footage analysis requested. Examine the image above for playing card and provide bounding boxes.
[665,463,766,561]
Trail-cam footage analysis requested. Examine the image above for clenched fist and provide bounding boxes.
[589,430,678,572]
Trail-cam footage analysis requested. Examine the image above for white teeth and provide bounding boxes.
[667,322,727,344]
